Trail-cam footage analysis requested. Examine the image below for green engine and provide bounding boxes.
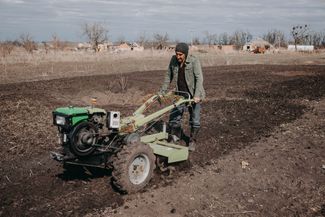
[52,106,120,158]
[53,107,90,129]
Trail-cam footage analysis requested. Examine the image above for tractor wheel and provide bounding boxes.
[112,142,155,193]
[69,122,98,157]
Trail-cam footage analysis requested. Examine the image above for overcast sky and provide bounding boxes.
[0,0,324,42]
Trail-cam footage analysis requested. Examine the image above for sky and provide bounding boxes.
[0,0,324,42]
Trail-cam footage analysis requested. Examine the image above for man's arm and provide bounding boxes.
[193,57,204,102]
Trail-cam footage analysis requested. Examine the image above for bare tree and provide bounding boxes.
[153,32,169,49]
[51,33,65,51]
[230,30,252,49]
[263,29,287,48]
[306,31,325,48]
[317,31,325,48]
[136,32,150,48]
[218,32,230,45]
[82,22,108,52]
[308,32,320,46]
[291,24,309,50]
[192,37,201,45]
[203,31,218,45]
[0,41,15,58]
[20,33,37,54]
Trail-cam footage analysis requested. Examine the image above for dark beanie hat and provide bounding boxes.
[175,42,189,57]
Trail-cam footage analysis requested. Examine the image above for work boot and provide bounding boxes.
[188,127,200,151]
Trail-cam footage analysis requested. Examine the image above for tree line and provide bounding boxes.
[1,23,325,55]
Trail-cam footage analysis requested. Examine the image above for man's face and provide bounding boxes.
[175,52,186,64]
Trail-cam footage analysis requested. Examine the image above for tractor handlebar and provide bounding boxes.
[157,90,193,102]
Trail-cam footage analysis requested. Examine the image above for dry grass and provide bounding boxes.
[0,48,324,84]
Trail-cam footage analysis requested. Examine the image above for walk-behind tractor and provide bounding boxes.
[51,92,193,193]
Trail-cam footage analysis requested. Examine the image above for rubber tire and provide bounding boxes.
[112,142,155,194]
[69,122,98,157]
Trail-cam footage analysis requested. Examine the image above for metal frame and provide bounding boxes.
[127,92,193,163]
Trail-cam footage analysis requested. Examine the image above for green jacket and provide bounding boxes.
[161,55,206,99]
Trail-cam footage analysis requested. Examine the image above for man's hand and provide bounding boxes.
[193,97,201,103]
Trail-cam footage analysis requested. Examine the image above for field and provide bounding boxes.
[0,50,325,217]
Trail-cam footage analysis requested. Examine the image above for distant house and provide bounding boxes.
[288,45,314,52]
[243,38,273,53]
[110,42,144,52]
[98,42,113,51]
[77,42,92,50]
[130,42,144,51]
[117,43,131,51]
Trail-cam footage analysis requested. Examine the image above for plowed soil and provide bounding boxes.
[0,65,324,217]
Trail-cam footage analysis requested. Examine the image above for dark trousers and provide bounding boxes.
[169,103,201,129]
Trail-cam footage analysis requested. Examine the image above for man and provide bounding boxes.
[160,42,205,151]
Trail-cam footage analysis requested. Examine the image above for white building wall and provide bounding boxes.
[288,45,314,51]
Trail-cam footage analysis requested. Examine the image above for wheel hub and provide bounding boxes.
[128,154,150,185]
[80,132,94,145]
